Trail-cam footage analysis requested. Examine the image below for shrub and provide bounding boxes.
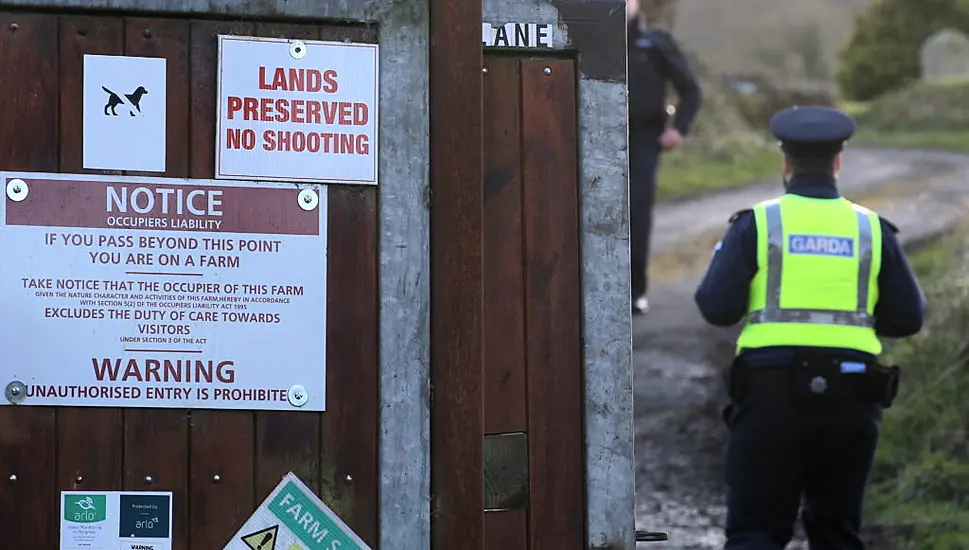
[865,227,969,547]
[854,80,969,133]
[836,0,969,101]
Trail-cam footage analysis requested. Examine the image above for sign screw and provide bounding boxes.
[287,385,309,407]
[543,67,552,75]
[8,474,17,483]
[6,179,28,202]
[297,189,319,211]
[290,40,308,60]
[143,475,153,485]
[483,67,489,74]
[9,22,18,32]
[345,474,353,483]
[212,474,221,483]
[5,380,26,404]
[74,475,84,484]
[143,28,152,38]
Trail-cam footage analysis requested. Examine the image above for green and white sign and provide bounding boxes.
[60,490,172,550]
[225,472,370,550]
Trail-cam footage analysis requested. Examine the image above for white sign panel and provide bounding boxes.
[215,35,379,185]
[0,171,328,411]
[482,22,554,48]
[61,490,173,550]
[225,472,371,550]
[83,54,167,173]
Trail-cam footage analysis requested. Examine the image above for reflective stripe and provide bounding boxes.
[748,200,874,328]
[747,308,874,327]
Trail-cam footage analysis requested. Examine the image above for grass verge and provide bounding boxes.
[844,80,969,153]
[865,223,969,548]
[657,146,779,201]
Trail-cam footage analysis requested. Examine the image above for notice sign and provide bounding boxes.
[61,490,173,550]
[0,171,328,411]
[215,34,379,185]
[225,472,371,550]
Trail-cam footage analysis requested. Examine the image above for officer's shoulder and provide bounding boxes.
[878,215,900,234]
[728,208,753,225]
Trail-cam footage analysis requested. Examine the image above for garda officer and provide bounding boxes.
[627,0,701,314]
[693,106,926,549]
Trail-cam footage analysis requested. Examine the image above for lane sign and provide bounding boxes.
[482,22,554,48]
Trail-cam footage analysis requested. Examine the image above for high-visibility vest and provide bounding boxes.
[735,194,883,355]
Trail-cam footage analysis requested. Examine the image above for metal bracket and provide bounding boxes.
[636,530,670,542]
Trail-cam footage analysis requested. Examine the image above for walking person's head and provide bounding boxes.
[626,0,645,24]
[769,106,856,188]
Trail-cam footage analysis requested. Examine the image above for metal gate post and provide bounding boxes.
[481,1,635,548]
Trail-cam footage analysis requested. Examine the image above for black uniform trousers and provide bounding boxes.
[722,367,882,550]
[629,126,663,300]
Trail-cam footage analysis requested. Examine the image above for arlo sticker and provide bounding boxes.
[65,494,107,523]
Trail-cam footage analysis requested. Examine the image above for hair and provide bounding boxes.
[786,155,838,176]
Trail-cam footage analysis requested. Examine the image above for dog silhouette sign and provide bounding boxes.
[101,85,149,117]
[82,54,167,172]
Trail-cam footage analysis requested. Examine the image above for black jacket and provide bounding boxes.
[627,22,701,135]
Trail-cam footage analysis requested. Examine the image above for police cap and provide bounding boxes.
[769,105,856,158]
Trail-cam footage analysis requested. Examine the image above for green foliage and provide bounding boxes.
[855,80,969,133]
[837,0,969,101]
[866,228,969,547]
[848,80,969,151]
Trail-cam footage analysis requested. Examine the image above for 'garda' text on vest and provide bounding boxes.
[787,234,855,258]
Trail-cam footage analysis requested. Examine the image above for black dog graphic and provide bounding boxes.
[102,85,149,116]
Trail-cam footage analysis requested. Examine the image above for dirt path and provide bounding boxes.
[633,147,969,549]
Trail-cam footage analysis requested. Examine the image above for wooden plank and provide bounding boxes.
[189,20,254,179]
[124,17,190,178]
[0,13,59,172]
[186,20,257,550]
[58,16,125,176]
[485,509,529,550]
[0,12,59,549]
[482,56,527,436]
[315,24,380,546]
[251,21,324,501]
[429,0,485,546]
[56,15,126,495]
[322,187,379,545]
[122,18,192,550]
[520,59,585,550]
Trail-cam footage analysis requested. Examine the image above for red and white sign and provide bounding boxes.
[0,171,328,411]
[215,35,379,185]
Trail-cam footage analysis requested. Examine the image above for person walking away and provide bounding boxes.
[626,0,701,314]
[693,106,926,549]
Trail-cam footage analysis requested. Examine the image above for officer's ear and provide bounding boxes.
[782,155,792,177]
[833,154,842,177]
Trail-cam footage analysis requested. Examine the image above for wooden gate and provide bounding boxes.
[481,53,585,549]
[0,11,379,549]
